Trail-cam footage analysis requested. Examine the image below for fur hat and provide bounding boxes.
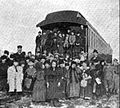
[4,50,9,55]
[1,55,7,60]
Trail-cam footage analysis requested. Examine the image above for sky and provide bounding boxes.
[0,0,119,60]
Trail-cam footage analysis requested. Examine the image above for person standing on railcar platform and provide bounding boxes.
[35,31,42,53]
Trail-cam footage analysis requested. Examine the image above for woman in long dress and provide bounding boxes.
[68,61,80,99]
[65,62,70,99]
[32,61,46,103]
[45,60,62,106]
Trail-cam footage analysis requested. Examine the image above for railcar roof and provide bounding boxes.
[36,10,87,28]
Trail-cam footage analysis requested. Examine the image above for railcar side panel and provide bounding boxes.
[87,23,112,62]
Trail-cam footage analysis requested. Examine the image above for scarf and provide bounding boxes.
[14,66,18,72]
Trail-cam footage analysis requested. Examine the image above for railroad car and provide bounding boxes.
[36,10,112,63]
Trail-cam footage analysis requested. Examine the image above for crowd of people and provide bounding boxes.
[35,27,85,58]
[0,29,119,107]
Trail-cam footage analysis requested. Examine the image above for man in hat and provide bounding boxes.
[14,45,25,64]
[36,31,42,45]
[41,32,48,52]
[90,49,104,98]
[90,49,103,66]
[51,36,58,54]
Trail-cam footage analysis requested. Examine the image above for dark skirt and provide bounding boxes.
[46,79,65,100]
[32,79,46,102]
[0,78,7,91]
[24,77,35,91]
[95,81,106,97]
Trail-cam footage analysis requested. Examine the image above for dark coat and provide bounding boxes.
[0,62,8,91]
[0,63,8,79]
[45,67,65,99]
[36,35,41,47]
[13,52,25,63]
[32,68,46,102]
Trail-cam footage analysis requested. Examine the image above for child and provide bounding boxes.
[24,59,36,96]
[32,61,46,103]
[80,61,92,100]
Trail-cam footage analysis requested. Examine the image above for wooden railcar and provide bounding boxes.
[36,10,112,62]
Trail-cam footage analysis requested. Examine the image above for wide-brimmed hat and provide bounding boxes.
[93,49,98,53]
[28,59,35,65]
[28,61,34,66]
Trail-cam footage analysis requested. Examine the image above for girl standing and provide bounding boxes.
[32,61,46,103]
[24,59,36,95]
[80,61,92,100]
[69,61,80,99]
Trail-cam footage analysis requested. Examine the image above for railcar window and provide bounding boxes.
[90,30,91,47]
[94,34,95,48]
[92,32,94,48]
[91,32,92,48]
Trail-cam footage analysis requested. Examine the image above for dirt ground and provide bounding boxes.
[0,91,119,108]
